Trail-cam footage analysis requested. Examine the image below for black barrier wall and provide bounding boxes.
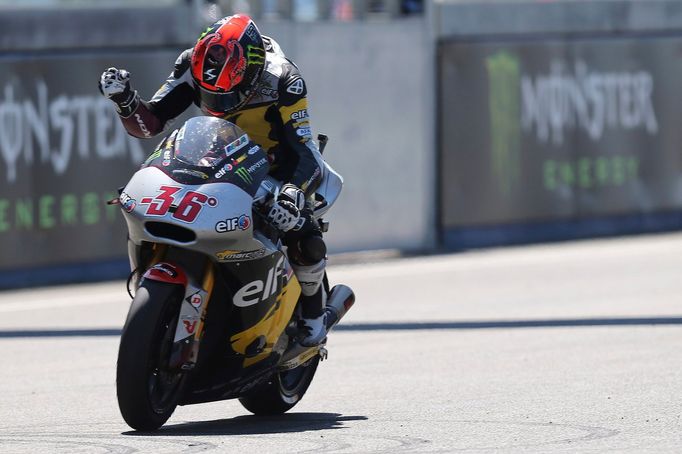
[0,50,195,275]
[438,34,682,247]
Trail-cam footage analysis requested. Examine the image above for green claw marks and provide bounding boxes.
[246,46,265,65]
[197,26,214,42]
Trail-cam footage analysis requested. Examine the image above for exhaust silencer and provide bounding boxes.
[324,284,355,333]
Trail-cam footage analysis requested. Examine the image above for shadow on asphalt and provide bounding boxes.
[122,412,367,436]
[2,317,682,338]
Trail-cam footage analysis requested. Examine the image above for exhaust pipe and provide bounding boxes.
[324,284,355,333]
[278,284,355,369]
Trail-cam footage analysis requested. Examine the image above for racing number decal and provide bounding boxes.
[174,191,210,222]
[144,186,180,216]
[140,185,217,223]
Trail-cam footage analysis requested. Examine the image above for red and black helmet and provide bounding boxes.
[191,14,266,116]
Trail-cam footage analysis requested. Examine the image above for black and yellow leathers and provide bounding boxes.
[115,36,329,342]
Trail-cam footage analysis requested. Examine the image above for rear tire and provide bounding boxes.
[116,280,187,431]
[239,356,320,415]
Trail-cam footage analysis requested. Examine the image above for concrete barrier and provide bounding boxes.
[0,6,434,286]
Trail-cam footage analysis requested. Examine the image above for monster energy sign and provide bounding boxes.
[438,35,682,230]
[0,49,192,270]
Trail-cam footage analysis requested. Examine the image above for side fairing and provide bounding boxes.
[221,250,301,368]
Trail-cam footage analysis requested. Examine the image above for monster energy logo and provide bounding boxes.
[144,149,162,165]
[235,168,252,184]
[246,45,265,65]
[486,51,521,197]
[197,26,212,42]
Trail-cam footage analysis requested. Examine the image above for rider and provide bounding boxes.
[99,14,328,347]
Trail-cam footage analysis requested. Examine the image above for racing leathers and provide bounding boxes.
[109,37,329,346]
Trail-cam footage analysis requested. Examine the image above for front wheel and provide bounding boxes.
[239,356,320,415]
[116,280,187,431]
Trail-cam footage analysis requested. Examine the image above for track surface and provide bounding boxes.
[1,234,681,453]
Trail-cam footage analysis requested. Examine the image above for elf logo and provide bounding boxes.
[233,256,285,307]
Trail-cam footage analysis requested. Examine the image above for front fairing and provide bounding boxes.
[122,117,272,261]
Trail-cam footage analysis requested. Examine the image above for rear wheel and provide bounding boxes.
[239,356,320,415]
[116,280,187,431]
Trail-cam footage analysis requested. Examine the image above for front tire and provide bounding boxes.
[116,280,186,431]
[239,356,320,415]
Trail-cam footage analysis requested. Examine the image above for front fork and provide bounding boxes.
[140,244,216,371]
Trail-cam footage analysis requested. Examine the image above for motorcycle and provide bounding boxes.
[113,116,355,431]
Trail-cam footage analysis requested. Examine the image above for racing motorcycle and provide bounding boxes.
[113,116,354,431]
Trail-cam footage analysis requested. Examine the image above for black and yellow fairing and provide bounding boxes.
[221,250,301,368]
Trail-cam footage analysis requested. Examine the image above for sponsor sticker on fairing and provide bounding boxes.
[247,157,268,173]
[215,214,251,233]
[214,163,233,178]
[225,134,249,156]
[215,248,266,261]
[119,192,136,213]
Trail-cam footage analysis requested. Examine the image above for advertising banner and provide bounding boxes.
[439,36,682,229]
[0,50,193,270]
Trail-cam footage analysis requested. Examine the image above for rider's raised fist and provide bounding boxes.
[99,67,135,105]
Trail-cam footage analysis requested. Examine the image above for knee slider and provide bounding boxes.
[300,235,327,264]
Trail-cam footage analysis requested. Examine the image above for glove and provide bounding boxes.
[267,184,305,232]
[99,67,138,114]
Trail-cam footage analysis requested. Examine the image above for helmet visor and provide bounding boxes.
[196,83,249,116]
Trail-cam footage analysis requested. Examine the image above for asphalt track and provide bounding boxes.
[1,233,681,453]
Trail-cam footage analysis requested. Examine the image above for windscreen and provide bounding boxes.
[173,116,251,168]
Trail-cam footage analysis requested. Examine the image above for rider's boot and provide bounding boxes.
[293,259,328,346]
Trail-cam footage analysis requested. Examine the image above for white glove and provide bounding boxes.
[99,67,134,104]
[267,184,305,232]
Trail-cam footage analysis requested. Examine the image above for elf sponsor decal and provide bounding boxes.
[215,214,251,233]
[233,256,285,307]
[290,109,308,121]
[215,163,233,178]
[258,86,279,98]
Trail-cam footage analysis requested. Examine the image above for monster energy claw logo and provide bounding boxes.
[197,26,213,42]
[486,51,521,197]
[235,168,252,184]
[246,45,265,65]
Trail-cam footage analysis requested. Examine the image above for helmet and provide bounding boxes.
[190,15,266,116]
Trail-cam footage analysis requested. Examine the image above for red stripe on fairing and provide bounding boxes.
[143,262,188,286]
